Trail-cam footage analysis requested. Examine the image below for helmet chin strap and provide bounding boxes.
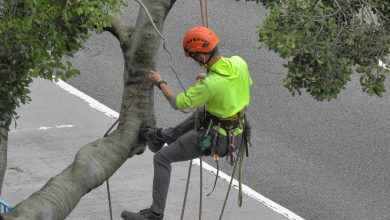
[194,49,216,69]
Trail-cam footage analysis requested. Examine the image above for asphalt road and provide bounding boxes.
[66,1,390,219]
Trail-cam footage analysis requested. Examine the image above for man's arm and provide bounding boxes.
[147,70,178,109]
[161,72,207,109]
[147,70,209,110]
[159,83,178,109]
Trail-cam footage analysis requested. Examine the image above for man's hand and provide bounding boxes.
[146,70,162,85]
[147,70,178,110]
[196,72,207,82]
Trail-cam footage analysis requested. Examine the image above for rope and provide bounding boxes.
[200,0,209,27]
[103,77,148,138]
[134,1,209,220]
[181,109,202,220]
[180,160,193,220]
[199,156,203,220]
[104,77,148,220]
[238,136,245,207]
[219,141,245,220]
[106,179,113,220]
[135,0,193,114]
[196,2,208,220]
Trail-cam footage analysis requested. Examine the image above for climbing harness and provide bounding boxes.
[204,109,250,197]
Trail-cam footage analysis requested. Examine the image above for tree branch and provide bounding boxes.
[104,16,135,43]
[0,0,176,219]
[0,122,7,195]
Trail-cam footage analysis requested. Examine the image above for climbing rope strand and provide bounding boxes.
[200,0,205,27]
[180,160,193,220]
[197,1,208,218]
[206,159,219,196]
[104,77,148,220]
[199,156,203,220]
[106,179,113,220]
[136,0,194,114]
[134,0,166,41]
[204,0,209,27]
[163,42,191,98]
[200,0,209,27]
[238,137,245,207]
[104,77,148,138]
[219,141,244,220]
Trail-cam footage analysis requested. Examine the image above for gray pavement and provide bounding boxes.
[2,78,291,220]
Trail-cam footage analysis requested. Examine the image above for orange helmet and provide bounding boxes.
[183,26,220,57]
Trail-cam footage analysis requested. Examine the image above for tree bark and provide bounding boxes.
[0,122,8,196]
[0,0,176,219]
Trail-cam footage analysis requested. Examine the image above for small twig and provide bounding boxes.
[359,0,390,23]
[331,0,347,22]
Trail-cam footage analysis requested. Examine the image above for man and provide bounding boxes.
[121,26,252,220]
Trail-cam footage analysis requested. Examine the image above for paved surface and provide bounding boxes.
[65,0,390,219]
[2,79,290,220]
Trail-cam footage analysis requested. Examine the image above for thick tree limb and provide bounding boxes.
[0,0,176,219]
[0,122,7,196]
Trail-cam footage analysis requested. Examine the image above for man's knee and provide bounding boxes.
[154,151,170,166]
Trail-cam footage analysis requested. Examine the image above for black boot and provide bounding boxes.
[139,120,165,153]
[121,208,163,220]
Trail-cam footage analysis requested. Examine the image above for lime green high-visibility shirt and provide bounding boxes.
[176,56,252,134]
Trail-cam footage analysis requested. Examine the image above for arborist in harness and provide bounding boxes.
[121,26,252,220]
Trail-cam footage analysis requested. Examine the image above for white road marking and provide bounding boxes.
[193,159,304,220]
[38,125,74,130]
[38,127,52,130]
[55,125,74,128]
[54,79,305,220]
[54,80,119,119]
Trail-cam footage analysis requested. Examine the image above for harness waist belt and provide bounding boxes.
[206,108,246,130]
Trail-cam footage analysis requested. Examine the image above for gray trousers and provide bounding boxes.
[150,113,242,214]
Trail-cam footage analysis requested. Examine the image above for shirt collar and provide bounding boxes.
[208,57,231,76]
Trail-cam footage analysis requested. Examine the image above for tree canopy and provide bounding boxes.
[256,0,390,101]
[0,0,169,218]
[0,0,124,129]
[1,0,389,129]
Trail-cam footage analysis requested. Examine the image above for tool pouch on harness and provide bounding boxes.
[199,135,212,152]
[199,109,248,157]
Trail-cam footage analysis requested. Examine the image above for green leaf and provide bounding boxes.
[119,8,125,15]
[76,8,84,15]
[22,17,33,32]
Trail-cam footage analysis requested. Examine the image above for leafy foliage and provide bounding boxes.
[257,0,390,101]
[0,0,125,129]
